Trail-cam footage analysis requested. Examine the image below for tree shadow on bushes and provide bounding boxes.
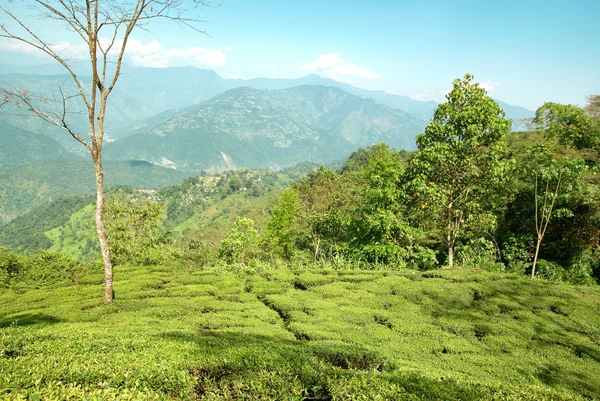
[0,313,61,328]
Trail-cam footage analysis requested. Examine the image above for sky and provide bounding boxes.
[0,0,599,110]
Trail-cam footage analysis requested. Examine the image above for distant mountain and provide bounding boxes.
[1,64,534,131]
[105,85,428,171]
[227,74,439,121]
[0,159,192,222]
[0,73,155,149]
[0,116,79,169]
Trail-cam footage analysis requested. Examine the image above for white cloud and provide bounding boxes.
[0,38,87,59]
[410,89,448,103]
[302,53,379,81]
[479,80,501,92]
[0,37,230,69]
[221,73,255,80]
[410,81,500,103]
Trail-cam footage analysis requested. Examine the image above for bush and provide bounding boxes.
[0,248,26,287]
[456,238,503,271]
[409,246,439,270]
[501,234,533,274]
[218,217,260,264]
[536,256,596,285]
[26,251,86,286]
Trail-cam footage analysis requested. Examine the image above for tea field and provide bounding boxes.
[1,266,599,400]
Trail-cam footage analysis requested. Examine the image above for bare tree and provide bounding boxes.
[0,0,209,303]
[531,166,563,278]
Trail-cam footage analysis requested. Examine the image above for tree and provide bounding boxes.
[105,196,167,267]
[0,1,208,303]
[347,143,414,264]
[218,217,259,264]
[534,102,597,150]
[584,95,600,122]
[404,74,512,268]
[515,143,593,279]
[266,188,300,260]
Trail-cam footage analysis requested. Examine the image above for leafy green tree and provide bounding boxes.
[535,102,598,150]
[349,143,415,264]
[403,74,513,268]
[105,197,167,266]
[266,188,300,259]
[219,217,259,264]
[294,166,352,261]
[507,143,596,279]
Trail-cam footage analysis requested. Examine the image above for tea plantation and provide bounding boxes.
[1,266,599,400]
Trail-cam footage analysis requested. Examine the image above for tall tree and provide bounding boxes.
[404,74,512,268]
[534,102,597,151]
[0,1,208,303]
[584,95,600,122]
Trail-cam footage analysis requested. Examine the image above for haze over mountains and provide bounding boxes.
[0,63,535,220]
[0,63,534,160]
[105,85,427,171]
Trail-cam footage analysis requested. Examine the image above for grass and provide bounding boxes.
[1,265,600,400]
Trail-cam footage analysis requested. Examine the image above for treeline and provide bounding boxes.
[1,75,599,286]
[224,76,600,283]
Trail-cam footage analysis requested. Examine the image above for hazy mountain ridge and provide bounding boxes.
[0,64,534,175]
[0,116,80,169]
[104,85,428,171]
[0,64,534,132]
[0,159,193,223]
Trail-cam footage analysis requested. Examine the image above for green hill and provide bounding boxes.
[0,159,192,222]
[0,195,93,252]
[106,85,427,171]
[0,117,78,169]
[0,166,315,258]
[0,266,599,399]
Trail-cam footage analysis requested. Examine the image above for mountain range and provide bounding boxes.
[0,63,534,143]
[105,85,427,171]
[0,63,535,220]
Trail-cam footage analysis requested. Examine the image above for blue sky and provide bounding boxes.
[1,0,599,109]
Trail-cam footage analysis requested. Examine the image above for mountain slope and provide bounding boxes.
[0,73,154,147]
[227,75,534,123]
[1,64,534,134]
[228,74,439,121]
[106,85,428,171]
[0,116,79,169]
[0,159,192,222]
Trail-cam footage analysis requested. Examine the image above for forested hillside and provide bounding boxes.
[105,85,427,171]
[0,160,192,222]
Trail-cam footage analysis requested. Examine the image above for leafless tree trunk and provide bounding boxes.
[0,0,208,303]
[531,168,563,278]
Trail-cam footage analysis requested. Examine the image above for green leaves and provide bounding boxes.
[534,102,598,150]
[405,74,513,267]
[219,217,260,264]
[105,197,168,266]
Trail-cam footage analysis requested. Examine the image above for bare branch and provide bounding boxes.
[0,6,91,111]
[0,85,92,153]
